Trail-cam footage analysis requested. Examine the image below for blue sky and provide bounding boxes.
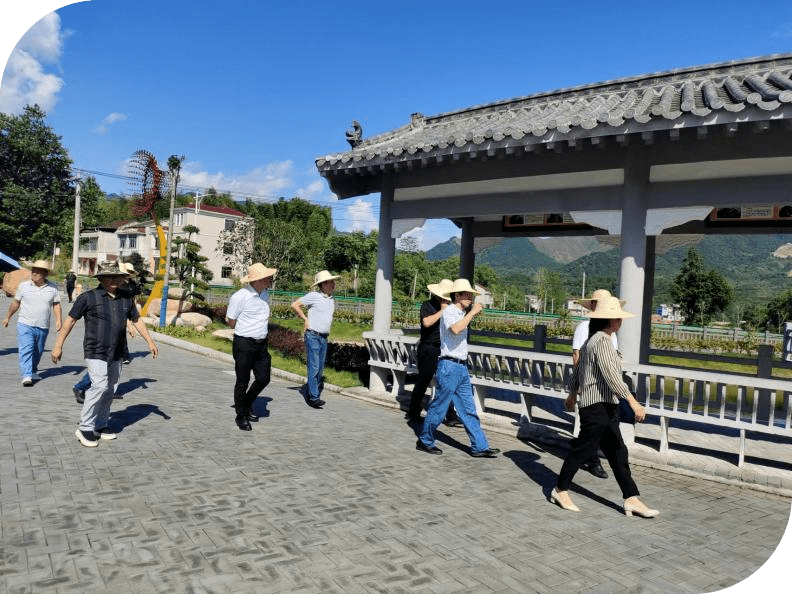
[1,0,791,252]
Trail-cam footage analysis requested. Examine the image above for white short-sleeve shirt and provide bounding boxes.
[14,280,60,329]
[298,291,335,335]
[227,286,270,339]
[440,304,468,359]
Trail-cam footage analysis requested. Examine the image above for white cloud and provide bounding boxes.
[345,198,377,233]
[180,160,295,199]
[95,112,127,134]
[296,179,328,200]
[0,12,65,115]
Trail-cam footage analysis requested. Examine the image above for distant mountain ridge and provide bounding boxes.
[426,234,792,303]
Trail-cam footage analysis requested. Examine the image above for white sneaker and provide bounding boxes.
[95,428,117,440]
[30,373,41,381]
[21,377,33,387]
[75,429,99,447]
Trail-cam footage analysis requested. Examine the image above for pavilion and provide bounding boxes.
[315,54,792,392]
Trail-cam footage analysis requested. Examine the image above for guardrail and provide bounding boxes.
[362,330,791,468]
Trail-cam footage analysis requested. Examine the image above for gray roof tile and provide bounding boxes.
[316,54,791,174]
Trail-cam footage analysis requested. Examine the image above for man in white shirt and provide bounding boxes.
[291,270,340,409]
[416,279,500,458]
[570,289,621,479]
[226,263,277,431]
[3,260,62,386]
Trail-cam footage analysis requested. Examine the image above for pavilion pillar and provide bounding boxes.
[617,155,650,365]
[459,218,475,281]
[370,178,396,392]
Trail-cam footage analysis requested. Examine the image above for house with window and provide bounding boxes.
[77,203,246,286]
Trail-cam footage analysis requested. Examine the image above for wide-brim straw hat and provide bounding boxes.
[441,278,481,299]
[67,269,75,273]
[586,296,635,319]
[312,270,340,287]
[94,261,125,277]
[30,259,51,272]
[241,263,278,283]
[577,289,625,310]
[427,278,453,300]
[120,262,135,275]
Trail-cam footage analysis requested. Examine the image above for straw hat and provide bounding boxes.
[427,278,453,300]
[441,278,481,299]
[120,262,135,275]
[312,270,340,287]
[241,263,278,283]
[94,261,125,277]
[586,296,635,319]
[30,259,50,272]
[577,289,625,310]
[67,268,75,273]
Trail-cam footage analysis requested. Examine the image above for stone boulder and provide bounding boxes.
[2,269,31,297]
[148,298,193,317]
[212,328,235,342]
[174,312,212,330]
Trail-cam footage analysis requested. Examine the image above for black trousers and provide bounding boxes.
[557,401,639,499]
[407,341,457,421]
[232,335,271,417]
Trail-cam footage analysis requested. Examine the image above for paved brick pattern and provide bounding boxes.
[0,295,790,593]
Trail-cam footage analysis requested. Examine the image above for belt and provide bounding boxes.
[439,356,467,365]
[306,329,329,338]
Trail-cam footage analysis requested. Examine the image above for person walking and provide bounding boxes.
[551,296,659,517]
[226,263,277,431]
[416,278,500,458]
[569,289,622,480]
[51,261,158,448]
[65,269,77,303]
[3,259,62,386]
[291,270,340,409]
[406,278,461,427]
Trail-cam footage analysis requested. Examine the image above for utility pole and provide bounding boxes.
[581,269,586,298]
[71,177,82,273]
[160,155,184,328]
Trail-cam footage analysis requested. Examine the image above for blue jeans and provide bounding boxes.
[304,330,328,401]
[17,323,48,378]
[419,359,490,453]
[75,372,92,391]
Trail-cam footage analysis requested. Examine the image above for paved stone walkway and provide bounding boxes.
[0,294,790,593]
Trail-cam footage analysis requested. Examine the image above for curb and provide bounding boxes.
[151,331,791,498]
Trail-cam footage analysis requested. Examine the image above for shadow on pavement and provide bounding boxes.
[110,403,171,431]
[41,365,85,378]
[115,377,158,396]
[0,347,18,357]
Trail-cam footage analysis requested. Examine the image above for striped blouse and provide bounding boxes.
[568,330,633,408]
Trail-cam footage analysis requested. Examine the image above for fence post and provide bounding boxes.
[756,345,773,425]
[534,324,547,353]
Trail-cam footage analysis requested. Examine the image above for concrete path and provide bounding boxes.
[0,294,790,593]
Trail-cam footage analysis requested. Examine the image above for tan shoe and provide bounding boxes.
[550,488,580,512]
[624,496,659,518]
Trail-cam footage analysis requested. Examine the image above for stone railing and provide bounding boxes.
[362,331,792,468]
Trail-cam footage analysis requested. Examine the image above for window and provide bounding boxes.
[221,266,232,279]
[127,235,137,249]
[223,242,234,255]
[224,219,236,231]
[119,235,127,249]
[118,234,137,250]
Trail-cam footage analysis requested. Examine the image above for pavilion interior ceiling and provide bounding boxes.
[316,54,792,239]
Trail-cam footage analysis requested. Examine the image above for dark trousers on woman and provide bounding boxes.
[407,342,457,422]
[232,335,271,417]
[557,401,639,499]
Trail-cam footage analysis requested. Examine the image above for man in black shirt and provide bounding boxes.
[406,279,460,426]
[52,261,158,448]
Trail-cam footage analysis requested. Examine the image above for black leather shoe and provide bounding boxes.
[416,440,442,455]
[307,399,325,409]
[73,387,85,404]
[235,416,252,431]
[470,448,500,458]
[244,410,259,422]
[581,461,608,479]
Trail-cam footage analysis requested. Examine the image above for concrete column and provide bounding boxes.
[459,218,475,280]
[639,235,656,365]
[370,179,396,393]
[617,155,650,365]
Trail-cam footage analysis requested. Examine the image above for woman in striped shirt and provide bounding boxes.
[551,296,660,518]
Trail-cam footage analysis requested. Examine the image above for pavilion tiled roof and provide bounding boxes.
[316,54,791,176]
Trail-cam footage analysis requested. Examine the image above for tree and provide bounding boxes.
[172,225,213,303]
[324,232,378,295]
[671,246,733,326]
[0,105,74,258]
[762,289,792,333]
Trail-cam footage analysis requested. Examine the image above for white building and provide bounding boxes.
[77,203,246,286]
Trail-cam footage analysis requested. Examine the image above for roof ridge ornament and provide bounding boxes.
[346,120,363,148]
